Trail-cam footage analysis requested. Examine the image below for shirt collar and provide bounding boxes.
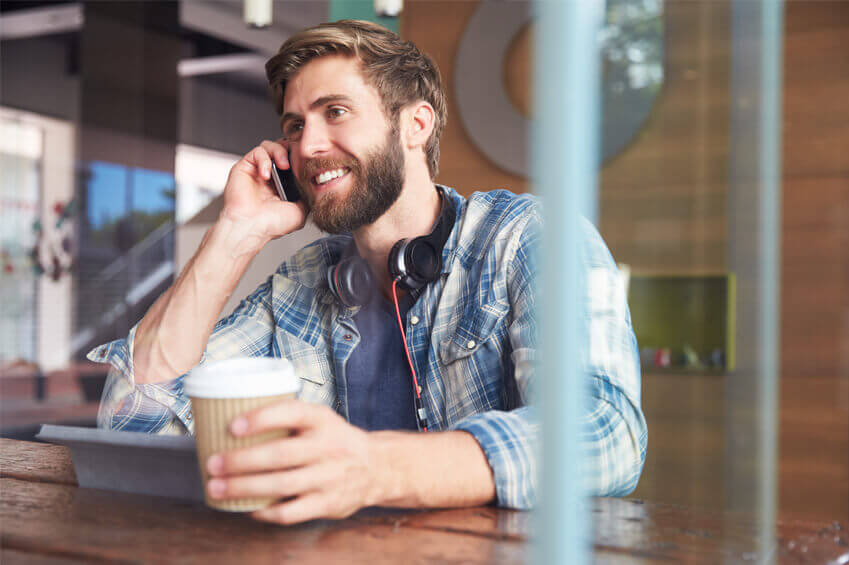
[437,184,466,276]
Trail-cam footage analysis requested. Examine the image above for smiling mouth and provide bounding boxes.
[313,167,350,186]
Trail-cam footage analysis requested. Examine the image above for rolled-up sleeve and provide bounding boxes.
[453,407,539,510]
[581,219,647,496]
[88,324,194,434]
[87,274,279,435]
[455,214,646,509]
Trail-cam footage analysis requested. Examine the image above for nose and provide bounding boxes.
[298,118,332,159]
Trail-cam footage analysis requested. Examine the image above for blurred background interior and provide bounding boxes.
[1,0,846,525]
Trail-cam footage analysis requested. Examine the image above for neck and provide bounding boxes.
[353,172,441,300]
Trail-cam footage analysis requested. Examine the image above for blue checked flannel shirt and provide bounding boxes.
[89,186,647,510]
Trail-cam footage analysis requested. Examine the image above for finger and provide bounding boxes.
[230,398,336,437]
[244,145,273,180]
[208,463,337,501]
[251,491,341,525]
[208,435,321,477]
[231,156,261,179]
[260,139,290,169]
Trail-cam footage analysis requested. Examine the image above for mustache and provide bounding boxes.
[300,156,360,183]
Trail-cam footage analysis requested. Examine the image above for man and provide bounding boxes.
[90,20,646,525]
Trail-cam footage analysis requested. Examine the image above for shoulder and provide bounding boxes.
[452,188,541,267]
[579,216,617,270]
[464,189,541,227]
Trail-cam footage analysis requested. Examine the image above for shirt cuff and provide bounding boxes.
[452,407,539,510]
[87,325,193,434]
[87,323,139,387]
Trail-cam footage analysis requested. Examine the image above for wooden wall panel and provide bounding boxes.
[632,373,725,509]
[599,1,731,276]
[600,1,732,510]
[402,1,529,196]
[780,0,849,521]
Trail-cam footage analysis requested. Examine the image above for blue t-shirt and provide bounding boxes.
[345,289,419,431]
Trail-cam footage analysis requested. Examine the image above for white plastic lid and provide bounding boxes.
[184,357,301,399]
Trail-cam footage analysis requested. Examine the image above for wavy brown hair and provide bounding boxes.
[265,19,445,179]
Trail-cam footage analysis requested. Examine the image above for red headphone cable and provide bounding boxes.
[391,278,428,432]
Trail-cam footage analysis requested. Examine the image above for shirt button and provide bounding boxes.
[187,412,193,421]
[343,334,352,341]
[410,316,420,325]
[466,340,476,349]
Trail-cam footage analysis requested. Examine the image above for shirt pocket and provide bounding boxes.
[273,331,334,405]
[437,299,509,424]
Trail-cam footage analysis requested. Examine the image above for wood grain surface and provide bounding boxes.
[2,440,847,564]
[0,439,77,485]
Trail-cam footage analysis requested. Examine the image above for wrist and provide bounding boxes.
[365,431,405,507]
[208,215,268,260]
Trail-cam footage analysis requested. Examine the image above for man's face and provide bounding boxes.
[281,55,405,234]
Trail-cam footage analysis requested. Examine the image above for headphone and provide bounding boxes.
[327,186,456,308]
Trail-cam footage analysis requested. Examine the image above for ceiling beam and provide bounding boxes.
[0,4,83,41]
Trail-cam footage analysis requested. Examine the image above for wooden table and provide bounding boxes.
[1,439,846,564]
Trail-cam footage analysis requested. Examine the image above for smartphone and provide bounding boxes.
[271,162,301,202]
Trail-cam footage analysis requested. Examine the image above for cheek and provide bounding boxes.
[290,155,311,186]
[336,125,382,154]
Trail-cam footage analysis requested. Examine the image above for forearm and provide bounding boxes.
[133,217,266,384]
[368,430,496,509]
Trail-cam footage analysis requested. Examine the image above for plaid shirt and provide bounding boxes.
[89,186,647,510]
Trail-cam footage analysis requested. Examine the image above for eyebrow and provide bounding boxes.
[280,94,355,128]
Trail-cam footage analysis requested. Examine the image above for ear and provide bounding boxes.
[401,101,435,151]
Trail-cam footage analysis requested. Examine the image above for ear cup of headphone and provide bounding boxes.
[407,239,440,281]
[388,239,408,286]
[327,256,375,308]
[388,237,441,291]
[387,187,455,292]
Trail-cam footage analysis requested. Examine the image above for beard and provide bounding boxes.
[297,125,405,234]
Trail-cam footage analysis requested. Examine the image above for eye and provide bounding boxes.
[283,121,303,141]
[327,106,348,120]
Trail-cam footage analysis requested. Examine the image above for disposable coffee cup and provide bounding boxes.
[185,357,301,512]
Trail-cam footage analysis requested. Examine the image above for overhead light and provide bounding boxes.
[244,0,272,28]
[374,0,402,17]
[177,54,266,77]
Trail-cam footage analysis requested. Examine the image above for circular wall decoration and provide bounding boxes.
[454,0,664,177]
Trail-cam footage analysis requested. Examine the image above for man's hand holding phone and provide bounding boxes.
[132,139,308,386]
[220,139,308,255]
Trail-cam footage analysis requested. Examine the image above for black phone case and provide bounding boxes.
[271,163,301,202]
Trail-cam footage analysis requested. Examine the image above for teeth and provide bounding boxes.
[315,168,347,185]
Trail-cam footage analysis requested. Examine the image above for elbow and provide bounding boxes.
[583,404,647,497]
[587,441,645,498]
[617,446,645,496]
[607,421,648,497]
